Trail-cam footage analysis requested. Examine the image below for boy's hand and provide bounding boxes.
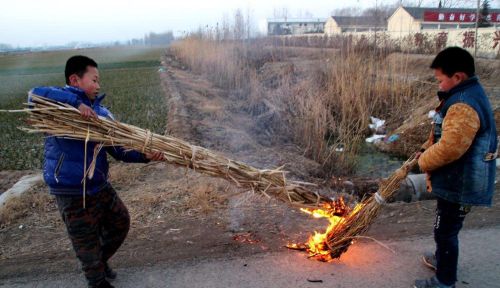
[416,152,423,159]
[78,103,98,120]
[145,151,165,161]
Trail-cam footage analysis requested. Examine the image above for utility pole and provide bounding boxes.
[474,0,480,57]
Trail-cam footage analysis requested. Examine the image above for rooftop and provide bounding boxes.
[330,16,386,27]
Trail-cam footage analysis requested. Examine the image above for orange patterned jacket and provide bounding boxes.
[418,103,480,191]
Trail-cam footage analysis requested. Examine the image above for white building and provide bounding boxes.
[325,16,386,35]
[267,18,325,36]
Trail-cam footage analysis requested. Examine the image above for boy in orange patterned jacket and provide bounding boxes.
[414,47,497,288]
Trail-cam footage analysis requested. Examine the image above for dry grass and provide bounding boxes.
[127,189,174,224]
[289,48,422,174]
[0,185,53,225]
[108,162,144,186]
[185,181,231,214]
[170,38,245,89]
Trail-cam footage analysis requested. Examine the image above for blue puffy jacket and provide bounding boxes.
[29,85,149,196]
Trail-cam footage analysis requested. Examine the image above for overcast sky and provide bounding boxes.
[0,0,495,47]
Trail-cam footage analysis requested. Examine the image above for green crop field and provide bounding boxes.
[0,46,168,170]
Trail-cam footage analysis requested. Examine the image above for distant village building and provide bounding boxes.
[267,18,325,36]
[388,6,500,33]
[324,16,386,35]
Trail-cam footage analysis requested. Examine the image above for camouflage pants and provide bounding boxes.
[56,185,130,286]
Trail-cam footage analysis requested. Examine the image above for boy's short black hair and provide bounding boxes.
[430,47,475,77]
[65,55,98,84]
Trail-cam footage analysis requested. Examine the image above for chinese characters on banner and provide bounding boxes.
[424,11,500,23]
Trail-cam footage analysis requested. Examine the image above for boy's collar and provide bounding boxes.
[437,75,478,101]
[64,85,106,103]
[64,85,86,96]
[95,93,106,104]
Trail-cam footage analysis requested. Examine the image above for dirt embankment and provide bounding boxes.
[0,171,34,194]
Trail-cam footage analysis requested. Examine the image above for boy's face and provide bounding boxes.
[69,66,100,100]
[433,68,467,92]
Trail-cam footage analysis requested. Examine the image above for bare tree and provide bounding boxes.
[273,7,289,19]
[399,0,431,7]
[406,0,427,6]
[440,0,477,7]
[363,3,398,22]
[304,10,314,18]
[387,0,477,8]
[214,22,220,42]
[222,13,232,40]
[234,9,245,40]
[331,6,363,16]
[245,6,256,39]
[294,9,314,18]
[398,0,467,7]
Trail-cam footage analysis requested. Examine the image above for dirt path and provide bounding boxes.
[3,227,500,287]
[1,50,500,285]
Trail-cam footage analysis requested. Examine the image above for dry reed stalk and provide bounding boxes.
[13,94,330,209]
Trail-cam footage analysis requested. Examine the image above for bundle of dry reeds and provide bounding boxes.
[324,156,417,259]
[14,94,331,209]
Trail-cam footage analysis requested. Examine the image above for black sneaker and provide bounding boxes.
[414,276,455,288]
[104,263,117,281]
[422,252,437,271]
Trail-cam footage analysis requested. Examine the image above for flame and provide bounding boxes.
[287,198,364,262]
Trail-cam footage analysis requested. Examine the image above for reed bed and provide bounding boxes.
[170,36,421,176]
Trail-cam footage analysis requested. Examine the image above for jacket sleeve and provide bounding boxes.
[418,103,480,172]
[106,146,150,163]
[29,87,82,108]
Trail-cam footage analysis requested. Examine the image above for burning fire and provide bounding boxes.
[287,198,364,262]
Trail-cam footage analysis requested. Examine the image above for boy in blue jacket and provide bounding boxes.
[30,55,163,288]
[415,47,497,288]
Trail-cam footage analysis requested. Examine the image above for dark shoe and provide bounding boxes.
[414,276,455,288]
[105,263,117,281]
[422,252,437,271]
[89,279,115,288]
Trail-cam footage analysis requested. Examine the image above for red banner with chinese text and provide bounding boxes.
[423,11,500,23]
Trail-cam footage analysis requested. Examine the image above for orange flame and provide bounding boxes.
[287,198,364,262]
